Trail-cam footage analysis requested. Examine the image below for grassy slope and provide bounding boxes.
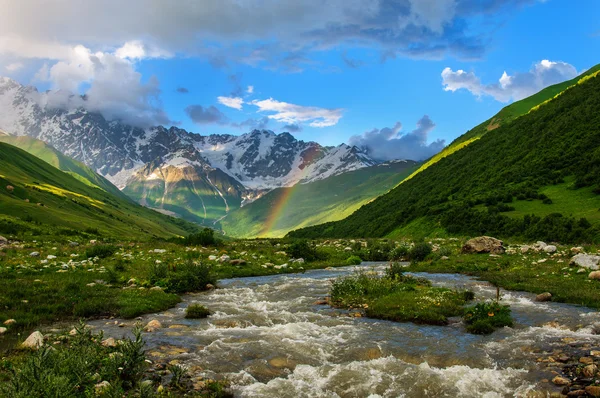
[220,160,417,238]
[289,65,600,241]
[0,134,129,200]
[0,142,199,239]
[400,64,600,185]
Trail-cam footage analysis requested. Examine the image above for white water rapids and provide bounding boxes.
[90,263,600,397]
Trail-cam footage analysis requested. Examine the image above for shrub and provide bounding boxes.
[288,240,326,262]
[463,301,513,334]
[386,262,406,280]
[345,255,362,265]
[185,304,210,319]
[163,262,215,294]
[408,242,432,262]
[184,228,219,246]
[85,244,117,259]
[390,245,410,260]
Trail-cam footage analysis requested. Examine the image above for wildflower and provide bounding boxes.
[488,312,494,317]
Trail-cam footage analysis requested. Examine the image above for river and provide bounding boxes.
[90,263,600,397]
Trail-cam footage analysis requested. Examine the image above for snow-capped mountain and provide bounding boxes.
[0,77,377,224]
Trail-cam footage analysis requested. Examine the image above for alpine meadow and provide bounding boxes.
[1,1,600,397]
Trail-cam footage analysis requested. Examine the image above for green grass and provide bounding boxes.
[407,244,600,309]
[505,178,600,222]
[463,301,513,335]
[221,161,417,238]
[330,268,470,325]
[0,142,200,240]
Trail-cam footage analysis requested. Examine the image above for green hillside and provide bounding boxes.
[399,64,600,185]
[289,65,600,243]
[220,160,417,238]
[0,133,128,200]
[0,142,199,240]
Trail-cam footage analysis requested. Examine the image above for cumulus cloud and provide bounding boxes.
[5,62,23,72]
[0,0,539,71]
[349,116,445,161]
[442,60,579,102]
[26,43,170,127]
[246,85,254,94]
[185,105,228,125]
[217,96,244,110]
[250,98,343,128]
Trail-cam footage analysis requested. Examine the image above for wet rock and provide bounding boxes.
[567,390,587,396]
[586,386,600,397]
[145,320,162,331]
[589,271,600,280]
[535,292,552,302]
[579,357,594,365]
[359,347,383,360]
[570,254,600,270]
[313,299,328,305]
[22,331,44,349]
[582,364,598,377]
[591,350,600,357]
[268,357,296,369]
[205,283,215,290]
[461,236,505,254]
[552,375,570,386]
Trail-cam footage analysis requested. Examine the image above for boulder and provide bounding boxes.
[145,319,162,331]
[22,331,44,349]
[0,236,7,245]
[230,259,247,266]
[544,245,557,254]
[6,185,14,193]
[0,327,7,335]
[570,254,600,270]
[590,271,600,280]
[95,381,111,392]
[69,241,79,247]
[586,386,600,397]
[208,255,217,261]
[29,251,40,257]
[218,255,231,263]
[3,319,16,326]
[533,241,548,251]
[551,376,570,386]
[583,364,598,378]
[101,337,118,347]
[535,292,552,302]
[461,236,505,254]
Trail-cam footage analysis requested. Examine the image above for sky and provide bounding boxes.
[0,0,598,161]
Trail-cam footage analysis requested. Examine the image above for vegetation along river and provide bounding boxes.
[90,263,600,397]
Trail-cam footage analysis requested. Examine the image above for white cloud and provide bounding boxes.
[27,42,170,127]
[442,60,579,102]
[246,85,254,94]
[217,96,244,110]
[349,116,445,161]
[115,40,170,60]
[4,62,23,72]
[250,98,343,128]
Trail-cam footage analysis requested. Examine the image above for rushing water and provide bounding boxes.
[90,263,600,397]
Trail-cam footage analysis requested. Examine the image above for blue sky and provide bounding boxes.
[1,0,599,160]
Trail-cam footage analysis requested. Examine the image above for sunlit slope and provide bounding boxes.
[0,133,129,200]
[0,142,199,239]
[288,65,600,242]
[220,160,417,238]
[400,64,600,185]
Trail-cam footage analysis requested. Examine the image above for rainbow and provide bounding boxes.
[259,146,321,237]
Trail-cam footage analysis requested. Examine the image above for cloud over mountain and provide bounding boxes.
[349,116,445,161]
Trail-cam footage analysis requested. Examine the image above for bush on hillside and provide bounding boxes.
[85,244,117,259]
[408,242,432,262]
